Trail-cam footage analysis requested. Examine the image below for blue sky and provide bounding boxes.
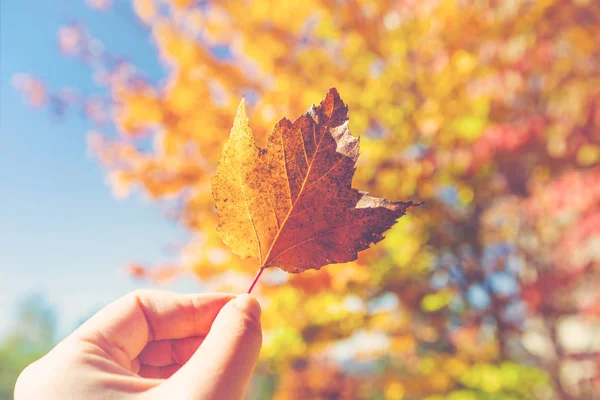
[0,0,203,337]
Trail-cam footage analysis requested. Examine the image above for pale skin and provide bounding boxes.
[14,290,263,400]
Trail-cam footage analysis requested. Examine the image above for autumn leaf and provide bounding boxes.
[212,88,418,285]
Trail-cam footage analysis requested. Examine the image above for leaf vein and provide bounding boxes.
[262,120,330,266]
[307,138,359,190]
[279,133,294,206]
[268,214,376,263]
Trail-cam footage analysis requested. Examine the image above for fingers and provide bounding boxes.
[138,336,204,366]
[131,357,141,374]
[136,336,204,379]
[139,364,180,379]
[135,336,204,380]
[158,294,262,400]
[72,290,234,365]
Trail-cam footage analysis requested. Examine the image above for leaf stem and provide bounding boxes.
[247,266,265,294]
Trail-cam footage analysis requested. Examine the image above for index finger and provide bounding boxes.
[71,290,235,362]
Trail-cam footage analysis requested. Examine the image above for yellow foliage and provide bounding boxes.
[57,0,597,397]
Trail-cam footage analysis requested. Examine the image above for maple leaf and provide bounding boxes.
[212,88,418,290]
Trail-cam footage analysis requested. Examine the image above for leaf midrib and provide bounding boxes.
[261,116,329,267]
[240,154,263,265]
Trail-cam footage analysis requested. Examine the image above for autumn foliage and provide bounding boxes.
[16,0,600,398]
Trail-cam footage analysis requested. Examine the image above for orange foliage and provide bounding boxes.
[16,0,600,398]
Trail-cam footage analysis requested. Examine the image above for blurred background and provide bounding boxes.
[1,0,599,399]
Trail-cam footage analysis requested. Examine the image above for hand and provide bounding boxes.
[14,290,262,400]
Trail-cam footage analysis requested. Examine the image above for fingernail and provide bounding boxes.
[235,294,261,322]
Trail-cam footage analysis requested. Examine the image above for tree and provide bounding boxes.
[0,295,57,400]
[16,0,600,398]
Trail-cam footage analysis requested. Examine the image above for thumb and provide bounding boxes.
[160,294,262,400]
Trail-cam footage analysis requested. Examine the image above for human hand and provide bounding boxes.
[15,290,262,400]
